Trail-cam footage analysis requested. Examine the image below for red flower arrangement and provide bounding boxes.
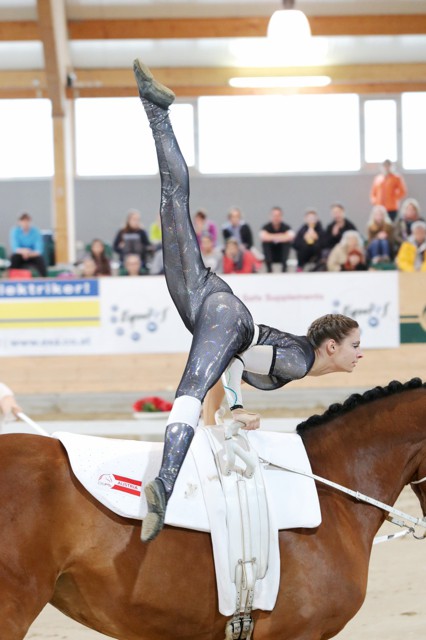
[133,396,173,413]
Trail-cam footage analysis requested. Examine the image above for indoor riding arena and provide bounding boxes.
[0,1,425,639]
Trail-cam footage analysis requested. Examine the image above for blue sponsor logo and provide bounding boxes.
[0,279,99,298]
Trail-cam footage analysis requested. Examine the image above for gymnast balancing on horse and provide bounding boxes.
[133,60,364,542]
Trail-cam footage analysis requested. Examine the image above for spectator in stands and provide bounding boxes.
[200,232,223,272]
[323,203,357,255]
[327,230,367,272]
[396,220,426,272]
[222,207,253,249]
[113,209,151,268]
[341,249,368,272]
[89,238,112,276]
[222,238,261,274]
[259,206,295,273]
[149,214,162,248]
[80,256,98,278]
[122,253,145,276]
[370,159,407,223]
[365,205,394,265]
[293,209,324,271]
[394,198,424,250]
[193,209,218,247]
[9,212,47,277]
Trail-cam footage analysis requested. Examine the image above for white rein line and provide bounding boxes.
[16,413,51,437]
[260,459,426,542]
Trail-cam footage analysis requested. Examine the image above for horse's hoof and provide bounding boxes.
[141,479,167,542]
[133,59,175,109]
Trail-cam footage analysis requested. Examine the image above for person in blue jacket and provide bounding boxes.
[9,212,47,277]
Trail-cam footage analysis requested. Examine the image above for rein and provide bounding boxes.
[259,459,426,543]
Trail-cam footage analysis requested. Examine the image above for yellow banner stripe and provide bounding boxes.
[0,301,100,328]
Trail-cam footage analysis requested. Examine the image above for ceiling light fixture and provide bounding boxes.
[267,0,311,45]
[229,76,331,89]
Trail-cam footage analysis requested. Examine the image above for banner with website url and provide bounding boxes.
[0,271,399,356]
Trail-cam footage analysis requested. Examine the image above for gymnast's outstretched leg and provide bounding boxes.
[133,61,255,541]
[133,59,233,332]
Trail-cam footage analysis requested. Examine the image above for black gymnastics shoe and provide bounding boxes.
[133,59,175,109]
[141,477,167,542]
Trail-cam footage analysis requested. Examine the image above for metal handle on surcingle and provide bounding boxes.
[224,421,257,479]
[17,412,51,437]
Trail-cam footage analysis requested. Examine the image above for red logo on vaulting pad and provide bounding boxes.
[98,473,142,496]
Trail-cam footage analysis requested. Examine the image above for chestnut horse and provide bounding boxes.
[2,379,426,640]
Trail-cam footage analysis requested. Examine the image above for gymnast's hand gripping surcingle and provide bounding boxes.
[133,60,315,542]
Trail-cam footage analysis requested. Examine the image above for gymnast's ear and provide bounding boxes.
[325,339,336,355]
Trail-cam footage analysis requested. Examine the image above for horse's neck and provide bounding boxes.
[304,396,423,509]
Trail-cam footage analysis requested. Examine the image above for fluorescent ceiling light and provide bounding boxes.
[229,76,331,88]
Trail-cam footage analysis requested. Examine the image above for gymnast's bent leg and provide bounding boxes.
[133,61,255,541]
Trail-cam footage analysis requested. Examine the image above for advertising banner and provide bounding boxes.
[0,271,399,357]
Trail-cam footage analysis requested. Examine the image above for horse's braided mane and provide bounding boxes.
[296,377,425,434]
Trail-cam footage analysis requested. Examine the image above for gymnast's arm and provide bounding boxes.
[221,345,274,430]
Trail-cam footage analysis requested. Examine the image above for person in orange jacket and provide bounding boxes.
[396,221,426,272]
[370,159,407,223]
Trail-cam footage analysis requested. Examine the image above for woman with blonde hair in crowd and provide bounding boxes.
[327,230,367,272]
[366,205,394,265]
[394,198,424,250]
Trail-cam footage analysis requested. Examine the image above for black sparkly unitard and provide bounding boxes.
[138,87,318,536]
[142,99,255,401]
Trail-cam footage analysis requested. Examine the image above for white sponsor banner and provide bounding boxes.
[227,271,399,349]
[0,271,399,356]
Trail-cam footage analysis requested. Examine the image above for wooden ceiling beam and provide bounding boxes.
[312,14,426,36]
[68,15,426,40]
[0,70,46,89]
[0,21,40,41]
[72,63,426,89]
[2,63,425,93]
[66,82,426,99]
[1,13,425,44]
[37,0,71,116]
[2,63,425,98]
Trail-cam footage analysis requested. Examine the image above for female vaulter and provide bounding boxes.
[133,60,363,542]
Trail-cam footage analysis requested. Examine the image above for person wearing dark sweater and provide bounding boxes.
[293,209,325,270]
[112,209,151,268]
[323,203,357,254]
[259,206,295,272]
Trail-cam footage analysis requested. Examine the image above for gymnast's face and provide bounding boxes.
[329,328,363,373]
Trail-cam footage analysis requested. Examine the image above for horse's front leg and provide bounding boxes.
[0,583,52,640]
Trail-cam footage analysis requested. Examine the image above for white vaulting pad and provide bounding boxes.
[53,428,321,615]
[53,429,320,530]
